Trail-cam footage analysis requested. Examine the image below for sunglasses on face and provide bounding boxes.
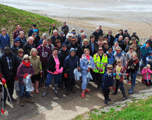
[24,59,29,60]
[98,49,103,51]
[16,42,20,43]
[130,48,133,49]
[19,52,24,53]
[72,40,75,42]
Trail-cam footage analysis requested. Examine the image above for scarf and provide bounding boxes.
[86,55,90,60]
[22,61,31,67]
[117,53,122,57]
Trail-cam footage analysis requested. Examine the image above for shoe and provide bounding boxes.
[129,90,133,94]
[123,97,127,101]
[85,89,90,93]
[8,98,17,102]
[42,87,48,97]
[26,97,35,103]
[81,92,85,98]
[104,100,108,104]
[71,90,76,94]
[66,91,70,96]
[54,85,58,95]
[107,98,111,101]
[36,89,39,94]
[113,92,117,95]
[20,99,24,107]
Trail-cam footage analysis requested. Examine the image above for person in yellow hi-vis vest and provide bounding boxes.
[93,47,108,91]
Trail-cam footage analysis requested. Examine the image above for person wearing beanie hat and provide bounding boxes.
[58,44,69,88]
[33,29,40,48]
[64,47,79,95]
[28,24,39,37]
[17,54,35,106]
[11,38,21,55]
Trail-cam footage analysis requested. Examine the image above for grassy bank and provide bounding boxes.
[0,4,60,41]
[74,96,152,120]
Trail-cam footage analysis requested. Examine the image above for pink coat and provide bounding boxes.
[141,68,152,80]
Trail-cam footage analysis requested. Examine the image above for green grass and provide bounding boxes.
[0,4,60,41]
[74,96,152,120]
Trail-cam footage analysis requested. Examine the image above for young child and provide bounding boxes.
[127,53,139,94]
[141,64,152,85]
[102,64,113,104]
[113,59,127,101]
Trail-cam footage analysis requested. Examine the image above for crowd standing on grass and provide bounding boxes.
[0,22,152,108]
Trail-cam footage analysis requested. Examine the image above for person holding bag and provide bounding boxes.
[17,54,34,107]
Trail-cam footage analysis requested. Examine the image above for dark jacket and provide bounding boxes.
[93,31,102,42]
[64,55,79,79]
[48,55,63,72]
[61,35,66,44]
[0,34,10,50]
[58,49,69,63]
[0,53,19,87]
[102,72,113,90]
[89,41,98,56]
[50,35,62,46]
[146,39,152,50]
[115,33,123,39]
[11,44,21,55]
[127,59,139,73]
[61,25,69,35]
[123,33,131,40]
[23,42,34,55]
[68,42,83,58]
[49,27,58,35]
[81,44,92,57]
[105,34,115,47]
[28,28,39,37]
[117,40,125,50]
[33,36,40,48]
[38,38,43,46]
[13,29,23,40]
[17,36,26,48]
[131,35,140,41]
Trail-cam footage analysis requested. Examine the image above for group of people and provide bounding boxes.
[0,22,152,107]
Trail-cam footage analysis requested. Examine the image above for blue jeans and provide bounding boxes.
[45,72,60,87]
[131,71,138,91]
[19,84,30,99]
[82,74,90,90]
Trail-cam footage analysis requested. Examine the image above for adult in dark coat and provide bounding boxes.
[11,39,21,55]
[28,24,39,37]
[64,48,79,95]
[89,35,98,56]
[23,37,34,55]
[0,46,19,105]
[17,31,26,48]
[131,31,140,42]
[61,22,69,36]
[68,36,83,58]
[50,30,62,46]
[146,35,152,50]
[60,31,66,44]
[49,23,58,36]
[93,27,103,42]
[33,29,40,48]
[105,30,115,47]
[115,29,123,39]
[123,29,131,40]
[81,39,92,56]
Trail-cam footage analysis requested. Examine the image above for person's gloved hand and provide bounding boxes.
[64,73,68,78]
[100,69,103,72]
[126,73,129,76]
[77,67,80,71]
[1,78,6,85]
[113,73,116,76]
[40,71,43,77]
[23,73,28,78]
[87,68,90,72]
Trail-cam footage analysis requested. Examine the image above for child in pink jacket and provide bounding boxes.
[141,64,152,85]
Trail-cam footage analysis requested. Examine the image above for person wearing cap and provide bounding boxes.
[126,37,141,61]
[64,48,79,95]
[114,46,126,67]
[131,31,140,43]
[115,29,123,39]
[80,48,95,98]
[37,39,52,83]
[89,35,98,56]
[0,28,10,54]
[146,35,152,50]
[11,38,21,55]
[146,51,152,69]
[29,48,42,94]
[123,29,131,40]
[46,38,54,51]
[105,30,115,47]
[42,47,63,97]
[58,44,69,88]
[28,24,39,37]
[61,22,69,36]
[60,31,66,44]
[50,30,62,46]
[33,29,40,48]
[49,23,58,36]
[113,59,127,100]
[99,25,103,36]
[23,36,34,55]
[103,41,109,53]
[106,47,115,65]
[13,25,23,40]
[102,64,113,104]
[0,46,19,106]
[93,47,108,91]
[81,39,92,56]
[17,31,27,48]
[93,27,103,42]
[67,36,83,58]
[17,54,35,106]
[127,53,139,94]
[38,33,47,46]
